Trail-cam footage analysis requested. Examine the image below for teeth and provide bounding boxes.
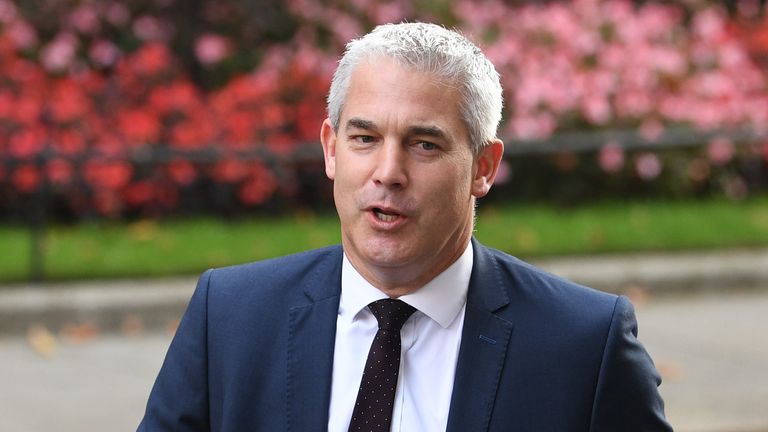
[378,213,398,222]
[374,209,399,222]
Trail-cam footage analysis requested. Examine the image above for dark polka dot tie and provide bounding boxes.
[348,298,417,432]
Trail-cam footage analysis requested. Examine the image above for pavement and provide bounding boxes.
[2,247,768,335]
[1,247,767,431]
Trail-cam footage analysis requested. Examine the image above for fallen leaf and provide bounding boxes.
[27,324,58,358]
[656,360,685,381]
[624,284,650,308]
[120,314,144,337]
[60,321,100,344]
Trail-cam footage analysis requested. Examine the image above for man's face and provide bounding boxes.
[321,58,502,293]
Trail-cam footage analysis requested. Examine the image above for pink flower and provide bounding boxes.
[637,3,683,36]
[718,41,747,69]
[105,2,130,27]
[372,2,409,23]
[639,118,664,142]
[635,152,662,181]
[41,32,78,73]
[89,39,121,67]
[598,141,625,173]
[707,136,734,166]
[581,95,612,125]
[326,9,362,44]
[649,46,687,76]
[5,20,38,50]
[68,4,100,35]
[0,0,18,24]
[133,15,170,42]
[736,0,761,18]
[692,8,726,41]
[195,33,231,66]
[507,112,556,140]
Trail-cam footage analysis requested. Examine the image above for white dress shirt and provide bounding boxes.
[327,242,473,431]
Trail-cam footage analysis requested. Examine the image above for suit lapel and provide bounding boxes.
[286,248,342,432]
[446,240,514,432]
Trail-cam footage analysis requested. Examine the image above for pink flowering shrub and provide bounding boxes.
[0,0,336,218]
[455,0,768,139]
[1,0,767,219]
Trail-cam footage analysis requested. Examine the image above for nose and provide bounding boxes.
[372,141,408,189]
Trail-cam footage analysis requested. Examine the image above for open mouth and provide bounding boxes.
[373,207,400,222]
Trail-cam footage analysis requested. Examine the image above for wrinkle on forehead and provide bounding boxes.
[341,59,470,146]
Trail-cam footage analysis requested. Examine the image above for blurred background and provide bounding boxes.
[1,0,767,431]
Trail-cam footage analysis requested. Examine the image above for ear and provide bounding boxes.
[320,118,337,180]
[471,139,504,198]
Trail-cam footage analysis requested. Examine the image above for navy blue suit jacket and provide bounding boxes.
[139,239,671,431]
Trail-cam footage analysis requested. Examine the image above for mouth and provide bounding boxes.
[372,207,402,223]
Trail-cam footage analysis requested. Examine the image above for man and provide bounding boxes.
[139,23,671,431]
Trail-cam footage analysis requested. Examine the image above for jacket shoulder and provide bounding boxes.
[483,247,618,305]
[203,244,343,300]
[476,243,619,321]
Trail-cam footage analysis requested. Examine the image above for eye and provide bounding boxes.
[353,135,376,144]
[417,141,438,151]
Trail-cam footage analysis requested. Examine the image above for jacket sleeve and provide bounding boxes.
[138,269,213,432]
[590,295,673,431]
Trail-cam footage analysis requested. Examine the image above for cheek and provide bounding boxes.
[334,152,368,182]
[427,173,472,212]
[333,168,363,215]
[447,161,475,197]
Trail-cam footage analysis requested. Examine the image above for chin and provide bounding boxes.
[361,239,415,268]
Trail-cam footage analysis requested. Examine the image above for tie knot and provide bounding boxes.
[368,299,416,331]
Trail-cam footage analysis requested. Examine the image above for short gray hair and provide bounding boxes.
[326,22,503,155]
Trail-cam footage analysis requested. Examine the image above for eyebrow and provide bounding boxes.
[345,118,449,141]
[407,125,448,141]
[345,118,376,131]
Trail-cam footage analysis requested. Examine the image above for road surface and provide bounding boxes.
[1,289,766,432]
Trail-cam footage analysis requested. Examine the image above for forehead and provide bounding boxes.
[341,58,469,141]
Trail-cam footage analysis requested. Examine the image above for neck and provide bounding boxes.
[346,236,471,298]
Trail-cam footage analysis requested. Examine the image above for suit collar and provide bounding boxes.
[447,238,515,432]
[287,246,342,431]
[467,237,511,313]
[286,241,516,431]
[301,245,343,301]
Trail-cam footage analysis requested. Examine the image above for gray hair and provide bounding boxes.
[326,22,503,155]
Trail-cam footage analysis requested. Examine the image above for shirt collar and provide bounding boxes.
[339,241,473,329]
